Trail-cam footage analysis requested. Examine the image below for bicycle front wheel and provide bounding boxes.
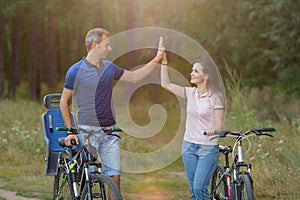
[208,164,228,200]
[53,165,72,200]
[230,175,254,200]
[81,174,122,200]
[240,175,254,200]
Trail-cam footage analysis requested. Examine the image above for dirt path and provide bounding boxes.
[0,189,40,200]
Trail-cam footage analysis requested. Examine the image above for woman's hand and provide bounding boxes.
[162,51,168,65]
[204,129,216,136]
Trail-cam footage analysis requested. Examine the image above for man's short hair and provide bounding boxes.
[85,28,110,51]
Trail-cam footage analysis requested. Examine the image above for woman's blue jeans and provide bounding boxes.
[182,140,219,200]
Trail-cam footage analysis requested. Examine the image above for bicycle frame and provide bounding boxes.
[55,148,102,200]
[209,128,275,200]
[54,126,124,200]
[212,139,253,199]
[55,149,78,200]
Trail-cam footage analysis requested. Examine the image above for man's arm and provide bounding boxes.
[60,88,73,128]
[60,88,79,145]
[119,58,160,83]
[119,37,164,83]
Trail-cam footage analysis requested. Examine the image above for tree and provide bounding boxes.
[254,0,300,94]
[8,16,23,98]
[28,1,45,101]
[46,11,60,89]
[0,17,4,98]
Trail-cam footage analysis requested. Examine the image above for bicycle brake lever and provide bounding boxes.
[260,133,273,137]
[210,135,220,141]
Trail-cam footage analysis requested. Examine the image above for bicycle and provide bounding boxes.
[54,126,123,200]
[206,128,276,200]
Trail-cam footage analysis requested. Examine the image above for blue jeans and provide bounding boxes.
[182,140,219,200]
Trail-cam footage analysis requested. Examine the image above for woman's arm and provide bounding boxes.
[214,109,225,131]
[204,109,225,136]
[160,64,185,98]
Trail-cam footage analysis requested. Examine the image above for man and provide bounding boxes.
[60,27,164,189]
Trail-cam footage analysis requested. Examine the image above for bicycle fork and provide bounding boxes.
[231,140,253,199]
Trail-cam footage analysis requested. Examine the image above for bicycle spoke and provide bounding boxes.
[81,174,122,200]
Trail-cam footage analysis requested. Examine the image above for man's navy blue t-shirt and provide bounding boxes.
[64,58,124,127]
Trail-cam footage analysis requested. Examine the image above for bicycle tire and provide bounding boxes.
[53,165,72,200]
[81,174,122,200]
[208,164,228,200]
[240,175,254,200]
[230,175,254,200]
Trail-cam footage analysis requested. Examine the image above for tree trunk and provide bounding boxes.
[28,15,44,101]
[94,1,103,28]
[8,18,22,99]
[125,0,136,69]
[46,12,59,89]
[0,18,4,99]
[64,25,72,69]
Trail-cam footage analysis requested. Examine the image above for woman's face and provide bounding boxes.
[190,63,208,85]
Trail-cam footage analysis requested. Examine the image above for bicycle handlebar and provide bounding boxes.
[56,126,124,146]
[55,126,124,133]
[203,128,276,138]
[257,128,276,132]
[55,126,124,139]
[56,127,78,133]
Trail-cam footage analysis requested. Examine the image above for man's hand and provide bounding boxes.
[64,134,79,146]
[154,36,165,63]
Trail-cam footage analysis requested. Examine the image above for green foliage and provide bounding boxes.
[175,0,300,95]
[0,0,27,19]
[253,0,300,95]
[0,99,45,154]
[1,0,299,99]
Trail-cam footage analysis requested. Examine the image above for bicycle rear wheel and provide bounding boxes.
[208,164,228,200]
[53,165,72,200]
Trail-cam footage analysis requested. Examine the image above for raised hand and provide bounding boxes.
[155,36,165,62]
[162,51,168,65]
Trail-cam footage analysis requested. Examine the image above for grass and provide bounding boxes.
[0,74,299,199]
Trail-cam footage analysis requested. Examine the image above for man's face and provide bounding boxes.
[94,34,112,59]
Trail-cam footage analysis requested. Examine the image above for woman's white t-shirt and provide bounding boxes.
[184,87,224,145]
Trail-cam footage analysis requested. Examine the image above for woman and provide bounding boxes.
[160,53,225,200]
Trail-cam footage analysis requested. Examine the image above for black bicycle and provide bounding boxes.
[54,126,123,200]
[206,128,276,200]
